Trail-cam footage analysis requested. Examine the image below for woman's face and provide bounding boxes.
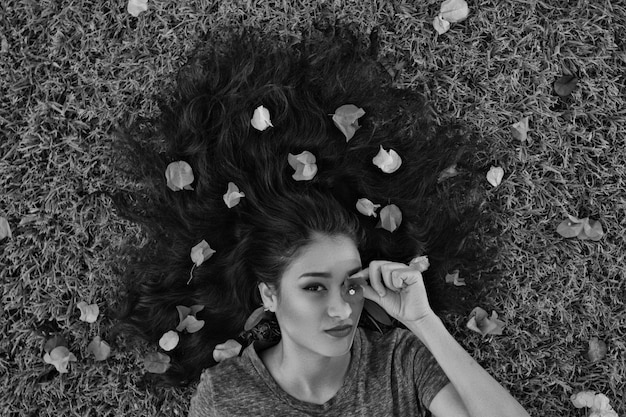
[268,233,365,358]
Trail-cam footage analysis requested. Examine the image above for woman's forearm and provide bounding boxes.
[403,314,530,417]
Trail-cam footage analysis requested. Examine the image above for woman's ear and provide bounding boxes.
[258,282,278,312]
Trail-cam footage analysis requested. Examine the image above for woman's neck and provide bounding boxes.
[260,339,352,405]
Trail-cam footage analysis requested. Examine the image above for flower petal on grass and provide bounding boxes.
[466,307,505,336]
[43,346,77,374]
[144,352,171,374]
[356,198,381,217]
[165,161,194,191]
[223,182,245,208]
[0,216,12,240]
[87,336,111,361]
[251,105,273,131]
[486,166,504,187]
[76,301,99,323]
[372,146,402,173]
[586,337,607,362]
[332,104,365,142]
[511,117,530,141]
[433,15,451,34]
[190,240,216,267]
[288,151,317,181]
[159,330,179,351]
[213,339,243,363]
[127,0,148,17]
[377,204,402,233]
[440,0,469,22]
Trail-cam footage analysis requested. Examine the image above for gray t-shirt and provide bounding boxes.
[189,327,449,416]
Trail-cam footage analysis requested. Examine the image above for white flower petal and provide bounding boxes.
[251,105,273,131]
[486,166,504,187]
[159,331,179,351]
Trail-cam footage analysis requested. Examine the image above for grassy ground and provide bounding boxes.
[1,0,624,416]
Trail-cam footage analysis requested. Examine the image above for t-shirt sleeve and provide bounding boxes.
[188,369,218,417]
[397,330,450,410]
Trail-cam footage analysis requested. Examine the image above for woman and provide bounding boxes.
[113,28,528,416]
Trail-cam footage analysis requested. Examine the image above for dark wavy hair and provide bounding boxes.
[111,27,491,387]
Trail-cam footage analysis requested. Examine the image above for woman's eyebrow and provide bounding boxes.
[298,266,362,279]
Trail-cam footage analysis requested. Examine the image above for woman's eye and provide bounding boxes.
[304,285,325,292]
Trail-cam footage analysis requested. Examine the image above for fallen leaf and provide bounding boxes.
[377,204,402,233]
[511,117,530,141]
[144,352,171,374]
[586,337,607,362]
[409,255,430,273]
[176,305,205,333]
[223,182,245,208]
[127,0,148,17]
[213,339,243,362]
[372,146,402,174]
[87,336,111,361]
[76,301,99,323]
[433,15,451,34]
[159,330,179,351]
[556,215,585,238]
[190,240,216,267]
[287,151,317,181]
[0,216,11,240]
[445,270,466,286]
[486,166,504,187]
[331,104,365,142]
[437,164,459,182]
[557,215,604,241]
[244,306,271,331]
[440,0,469,23]
[43,346,77,374]
[165,161,194,191]
[554,75,578,97]
[466,307,505,336]
[250,105,273,131]
[356,198,381,217]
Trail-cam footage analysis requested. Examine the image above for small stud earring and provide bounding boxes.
[263,306,270,312]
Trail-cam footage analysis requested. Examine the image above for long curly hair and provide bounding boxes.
[111,27,491,387]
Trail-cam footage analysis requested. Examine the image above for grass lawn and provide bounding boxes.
[1,0,624,416]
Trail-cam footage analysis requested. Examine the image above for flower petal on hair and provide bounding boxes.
[356,198,381,217]
[445,270,466,286]
[466,307,505,336]
[77,301,99,323]
[377,204,402,233]
[433,15,451,34]
[332,104,365,142]
[43,346,77,374]
[440,0,469,23]
[437,164,459,183]
[0,216,12,240]
[372,146,402,174]
[159,330,179,351]
[288,151,318,181]
[486,166,504,187]
[143,352,171,374]
[250,105,273,131]
[213,339,243,363]
[223,182,245,208]
[409,255,430,272]
[190,240,216,267]
[87,336,111,361]
[165,161,195,191]
[127,0,148,17]
[176,305,206,333]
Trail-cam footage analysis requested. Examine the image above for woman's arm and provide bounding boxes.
[404,313,529,417]
[352,261,530,417]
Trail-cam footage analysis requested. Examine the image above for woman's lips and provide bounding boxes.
[324,325,353,338]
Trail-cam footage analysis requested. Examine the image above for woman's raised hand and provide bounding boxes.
[351,260,435,325]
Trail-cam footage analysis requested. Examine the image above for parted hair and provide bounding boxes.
[111,27,491,387]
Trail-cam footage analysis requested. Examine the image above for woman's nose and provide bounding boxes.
[327,289,352,319]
